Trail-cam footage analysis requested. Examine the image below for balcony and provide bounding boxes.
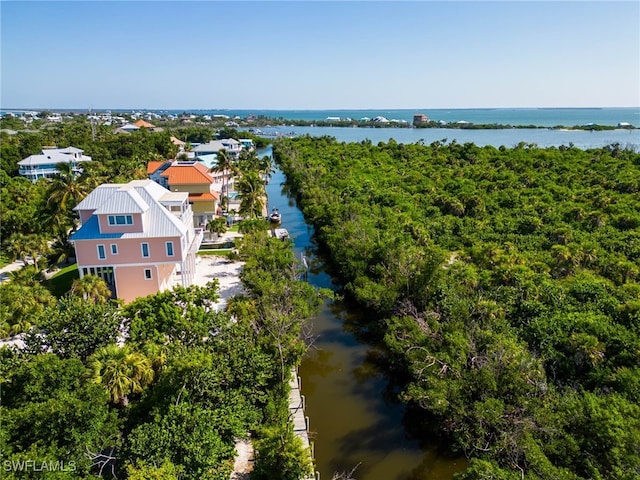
[163,203,193,226]
[177,205,193,225]
[189,227,204,254]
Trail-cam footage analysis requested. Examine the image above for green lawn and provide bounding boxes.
[197,250,234,257]
[46,264,79,297]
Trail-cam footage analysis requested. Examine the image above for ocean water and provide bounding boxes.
[180,107,640,149]
[256,125,640,151]
[180,107,639,127]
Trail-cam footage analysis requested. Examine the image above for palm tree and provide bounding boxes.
[4,233,31,266]
[237,170,266,219]
[88,345,154,407]
[41,204,74,240]
[259,154,274,183]
[49,233,75,266]
[212,149,238,212]
[237,148,260,171]
[47,161,90,212]
[0,283,55,336]
[9,265,44,286]
[46,162,93,238]
[206,217,227,239]
[141,342,168,373]
[80,161,109,187]
[239,149,274,184]
[4,233,50,271]
[71,274,112,303]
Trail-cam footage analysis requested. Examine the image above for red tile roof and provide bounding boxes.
[189,192,220,202]
[161,162,213,185]
[134,119,156,128]
[147,161,166,175]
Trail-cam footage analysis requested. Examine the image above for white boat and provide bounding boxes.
[269,208,281,223]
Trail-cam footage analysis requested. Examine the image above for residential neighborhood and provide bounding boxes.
[7,128,258,303]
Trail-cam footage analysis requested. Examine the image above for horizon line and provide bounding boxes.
[2,106,639,112]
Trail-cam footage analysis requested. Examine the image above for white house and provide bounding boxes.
[191,138,243,159]
[18,146,92,181]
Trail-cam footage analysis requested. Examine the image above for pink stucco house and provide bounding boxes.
[71,179,203,303]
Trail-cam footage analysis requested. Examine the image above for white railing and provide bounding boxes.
[189,228,204,254]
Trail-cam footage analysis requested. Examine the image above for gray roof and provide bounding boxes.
[58,146,84,154]
[192,141,224,153]
[71,180,188,240]
[74,184,125,211]
[94,188,149,215]
[191,138,240,153]
[18,147,92,166]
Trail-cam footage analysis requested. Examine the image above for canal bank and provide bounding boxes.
[262,146,466,480]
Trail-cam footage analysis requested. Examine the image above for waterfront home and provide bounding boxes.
[239,138,255,151]
[191,138,243,159]
[71,179,203,303]
[18,146,92,181]
[148,160,221,229]
[192,154,235,198]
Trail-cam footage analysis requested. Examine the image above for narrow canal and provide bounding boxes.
[261,146,467,480]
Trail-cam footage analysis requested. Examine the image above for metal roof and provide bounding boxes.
[93,187,149,215]
[18,147,92,166]
[71,180,188,240]
[74,184,126,211]
[191,138,240,153]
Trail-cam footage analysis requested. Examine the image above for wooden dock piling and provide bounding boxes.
[289,368,317,480]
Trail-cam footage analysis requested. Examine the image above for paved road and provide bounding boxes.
[0,260,25,283]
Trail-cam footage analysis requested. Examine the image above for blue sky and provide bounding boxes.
[1,1,638,109]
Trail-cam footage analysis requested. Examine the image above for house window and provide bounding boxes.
[166,241,174,257]
[144,268,152,280]
[110,244,118,255]
[108,215,133,226]
[141,242,150,258]
[97,244,106,260]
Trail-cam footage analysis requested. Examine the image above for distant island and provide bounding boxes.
[1,109,637,133]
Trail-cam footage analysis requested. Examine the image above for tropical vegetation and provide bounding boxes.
[273,135,640,479]
[1,228,323,479]
[1,115,317,479]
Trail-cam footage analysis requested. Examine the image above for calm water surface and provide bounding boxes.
[177,107,640,127]
[259,125,640,150]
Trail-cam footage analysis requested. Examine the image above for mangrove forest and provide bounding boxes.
[273,136,640,480]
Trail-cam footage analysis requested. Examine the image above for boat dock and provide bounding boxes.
[270,228,290,240]
[289,368,317,480]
